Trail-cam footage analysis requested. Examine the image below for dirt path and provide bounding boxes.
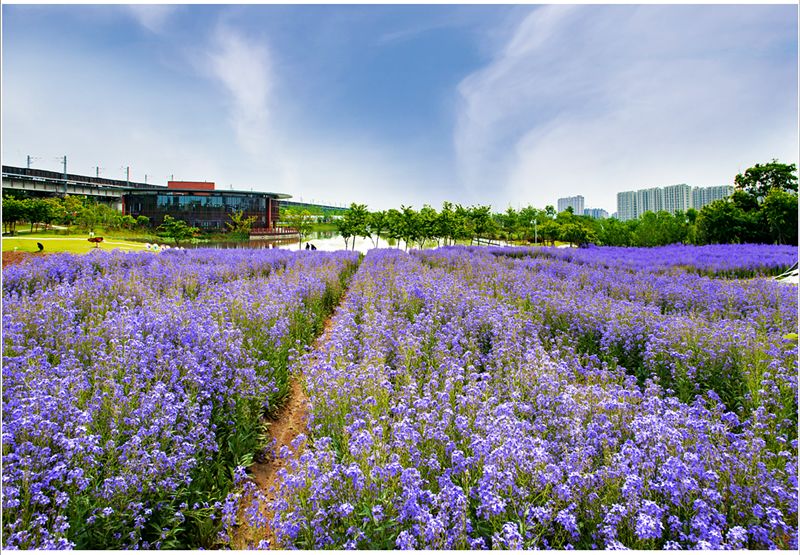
[231,308,341,549]
[2,251,42,267]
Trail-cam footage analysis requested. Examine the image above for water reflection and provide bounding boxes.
[188,232,510,253]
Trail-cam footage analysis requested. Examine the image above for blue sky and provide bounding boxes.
[2,3,797,212]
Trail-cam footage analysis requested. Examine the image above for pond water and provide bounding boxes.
[193,232,411,254]
[164,231,514,254]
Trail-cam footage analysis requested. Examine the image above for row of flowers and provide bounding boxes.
[2,249,359,549]
[270,247,797,549]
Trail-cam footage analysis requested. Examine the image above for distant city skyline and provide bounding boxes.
[616,184,734,221]
[2,4,797,211]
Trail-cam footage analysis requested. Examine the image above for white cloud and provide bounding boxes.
[126,5,177,34]
[455,5,798,212]
[206,25,275,158]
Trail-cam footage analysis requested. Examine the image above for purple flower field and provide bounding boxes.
[271,246,797,549]
[2,244,797,550]
[2,249,359,549]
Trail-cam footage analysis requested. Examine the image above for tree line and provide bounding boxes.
[335,160,797,249]
[1,194,149,235]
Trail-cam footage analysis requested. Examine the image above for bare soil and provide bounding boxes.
[2,251,42,267]
[231,312,339,549]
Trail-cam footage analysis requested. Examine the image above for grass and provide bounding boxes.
[2,236,151,254]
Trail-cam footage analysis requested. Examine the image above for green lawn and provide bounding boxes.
[2,236,151,254]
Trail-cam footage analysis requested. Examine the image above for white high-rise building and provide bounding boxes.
[617,191,638,221]
[557,195,585,214]
[662,183,692,214]
[583,208,609,219]
[636,187,663,215]
[691,185,734,210]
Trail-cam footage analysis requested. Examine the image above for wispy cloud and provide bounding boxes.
[377,20,454,46]
[126,5,177,34]
[206,24,274,157]
[455,5,798,210]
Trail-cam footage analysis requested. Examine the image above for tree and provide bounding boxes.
[336,216,353,250]
[337,203,370,250]
[76,202,102,232]
[734,160,798,203]
[560,222,595,247]
[596,217,634,246]
[437,202,457,246]
[283,208,315,249]
[1,196,25,235]
[368,210,388,248]
[497,207,519,240]
[696,200,748,244]
[418,205,439,248]
[159,215,198,246]
[398,205,419,251]
[226,209,257,239]
[61,195,84,229]
[469,205,497,240]
[518,205,541,243]
[538,219,561,246]
[761,189,798,245]
[384,208,403,248]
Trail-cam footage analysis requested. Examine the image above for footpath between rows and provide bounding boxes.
[231,263,357,549]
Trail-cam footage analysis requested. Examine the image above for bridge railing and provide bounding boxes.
[250,226,299,236]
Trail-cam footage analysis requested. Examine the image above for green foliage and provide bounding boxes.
[696,200,747,244]
[324,159,798,249]
[158,215,198,246]
[734,159,798,202]
[283,208,316,248]
[367,211,387,248]
[1,196,26,234]
[225,210,257,240]
[336,203,370,250]
[560,221,596,247]
[596,218,634,246]
[633,211,688,247]
[761,189,798,245]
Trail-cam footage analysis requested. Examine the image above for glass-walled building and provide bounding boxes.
[123,187,289,230]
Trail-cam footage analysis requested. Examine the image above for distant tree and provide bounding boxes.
[399,205,419,251]
[41,197,66,230]
[538,219,561,246]
[454,204,473,242]
[761,189,798,245]
[498,207,519,240]
[1,196,25,235]
[226,209,257,239]
[560,222,595,247]
[368,210,388,248]
[437,201,457,246]
[596,217,634,246]
[336,203,370,250]
[418,205,439,248]
[119,214,138,230]
[159,214,198,246]
[735,160,798,203]
[336,216,353,250]
[26,198,57,232]
[384,208,403,248]
[518,205,542,243]
[60,195,84,229]
[696,200,748,244]
[469,205,497,240]
[284,208,315,249]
